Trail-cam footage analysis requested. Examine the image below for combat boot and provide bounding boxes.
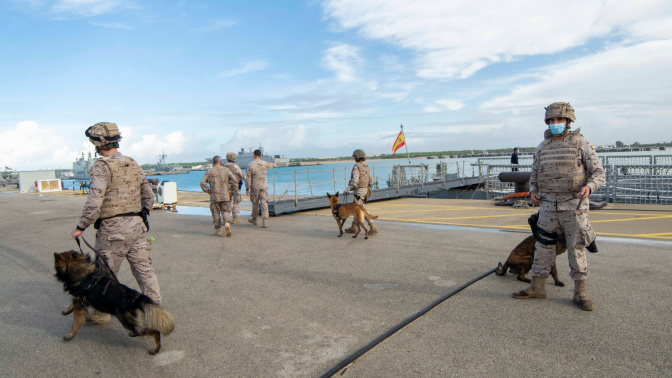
[262,218,268,228]
[248,217,257,225]
[85,310,111,325]
[573,280,595,311]
[224,222,232,237]
[344,222,357,233]
[513,276,547,299]
[368,222,378,234]
[215,228,222,236]
[232,217,243,224]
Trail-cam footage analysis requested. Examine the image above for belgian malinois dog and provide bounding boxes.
[327,192,378,239]
[495,235,567,286]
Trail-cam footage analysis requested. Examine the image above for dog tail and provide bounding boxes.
[495,262,508,276]
[140,303,175,336]
[364,210,378,219]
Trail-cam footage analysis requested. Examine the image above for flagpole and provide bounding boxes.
[401,124,411,164]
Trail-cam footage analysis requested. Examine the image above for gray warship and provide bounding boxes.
[72,152,96,180]
[213,145,289,169]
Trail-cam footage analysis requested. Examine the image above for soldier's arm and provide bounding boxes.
[347,165,359,191]
[200,171,210,193]
[582,139,606,193]
[246,168,252,192]
[139,167,154,209]
[236,166,246,186]
[265,161,277,169]
[76,161,109,230]
[227,170,237,191]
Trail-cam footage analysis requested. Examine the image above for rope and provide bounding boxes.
[75,236,119,283]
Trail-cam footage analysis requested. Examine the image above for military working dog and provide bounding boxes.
[495,234,567,286]
[327,192,378,239]
[54,250,175,355]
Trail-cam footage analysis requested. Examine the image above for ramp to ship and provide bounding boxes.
[268,176,484,215]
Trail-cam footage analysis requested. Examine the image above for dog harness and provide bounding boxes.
[332,204,345,220]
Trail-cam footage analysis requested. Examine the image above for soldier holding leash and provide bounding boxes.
[70,122,162,324]
[343,149,378,235]
[513,102,605,311]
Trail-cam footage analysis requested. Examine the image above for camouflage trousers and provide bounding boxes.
[95,216,162,303]
[230,190,243,218]
[210,200,232,229]
[349,187,375,227]
[531,209,595,281]
[249,188,269,220]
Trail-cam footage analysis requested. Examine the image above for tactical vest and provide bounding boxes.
[224,164,239,182]
[98,155,143,218]
[355,162,371,189]
[537,131,587,193]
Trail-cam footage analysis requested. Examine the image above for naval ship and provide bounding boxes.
[145,153,191,176]
[211,145,289,169]
[72,152,96,180]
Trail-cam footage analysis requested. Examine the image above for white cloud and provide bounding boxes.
[0,121,79,170]
[436,99,464,111]
[215,60,269,79]
[322,43,363,82]
[322,0,672,79]
[52,0,137,17]
[87,21,133,29]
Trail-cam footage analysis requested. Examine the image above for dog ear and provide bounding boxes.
[335,191,339,197]
[327,192,331,198]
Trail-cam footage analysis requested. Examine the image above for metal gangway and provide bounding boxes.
[267,162,484,215]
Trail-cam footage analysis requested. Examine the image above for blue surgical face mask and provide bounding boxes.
[549,123,566,135]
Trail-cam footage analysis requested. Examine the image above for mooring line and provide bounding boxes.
[321,267,497,378]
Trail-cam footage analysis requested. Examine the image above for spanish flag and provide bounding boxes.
[392,130,405,154]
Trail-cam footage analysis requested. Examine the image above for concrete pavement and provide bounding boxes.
[1,191,670,377]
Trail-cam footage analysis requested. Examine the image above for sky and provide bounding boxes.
[1,0,672,170]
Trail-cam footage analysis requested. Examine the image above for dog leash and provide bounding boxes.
[75,236,119,283]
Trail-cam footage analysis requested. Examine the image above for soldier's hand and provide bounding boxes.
[577,186,591,199]
[343,189,349,194]
[530,191,541,204]
[71,229,84,239]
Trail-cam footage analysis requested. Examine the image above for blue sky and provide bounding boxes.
[1,0,672,170]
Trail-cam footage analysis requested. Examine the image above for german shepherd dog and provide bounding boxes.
[327,192,379,239]
[54,251,175,354]
[495,234,567,286]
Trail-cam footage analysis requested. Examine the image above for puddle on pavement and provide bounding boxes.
[171,206,251,217]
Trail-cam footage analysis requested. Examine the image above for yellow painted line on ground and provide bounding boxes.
[590,215,672,223]
[404,213,535,221]
[305,213,671,239]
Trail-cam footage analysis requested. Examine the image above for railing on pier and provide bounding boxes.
[484,163,672,205]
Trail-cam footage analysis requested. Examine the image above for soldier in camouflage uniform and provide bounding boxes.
[201,155,237,236]
[343,149,378,234]
[224,152,246,224]
[513,102,606,311]
[245,149,277,228]
[70,122,162,324]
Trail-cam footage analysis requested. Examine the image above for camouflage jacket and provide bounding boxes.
[224,162,246,192]
[245,159,276,191]
[77,151,153,230]
[201,165,237,202]
[348,161,372,191]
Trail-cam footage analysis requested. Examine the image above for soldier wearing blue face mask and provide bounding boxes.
[513,102,605,311]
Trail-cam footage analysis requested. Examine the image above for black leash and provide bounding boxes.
[321,267,497,378]
[75,236,119,283]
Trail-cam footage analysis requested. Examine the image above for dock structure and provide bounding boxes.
[268,176,484,215]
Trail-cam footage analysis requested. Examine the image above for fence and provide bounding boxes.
[267,162,473,201]
[484,164,672,205]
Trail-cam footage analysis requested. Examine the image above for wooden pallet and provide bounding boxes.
[155,203,178,212]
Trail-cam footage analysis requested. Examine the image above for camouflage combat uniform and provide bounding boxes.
[245,159,276,220]
[76,151,162,303]
[224,161,246,220]
[347,161,376,229]
[201,165,237,230]
[530,128,606,281]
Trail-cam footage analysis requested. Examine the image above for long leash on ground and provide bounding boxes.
[320,267,497,378]
[75,236,119,283]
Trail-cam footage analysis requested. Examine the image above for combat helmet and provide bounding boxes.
[544,102,576,124]
[352,149,366,159]
[226,152,237,162]
[85,122,121,149]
